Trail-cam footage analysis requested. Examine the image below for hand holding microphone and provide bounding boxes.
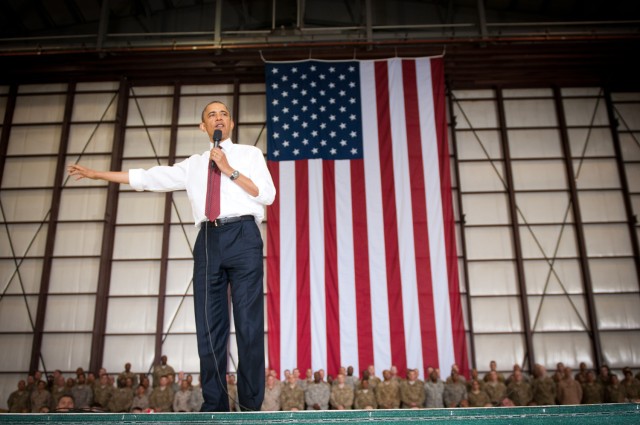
[210,129,222,170]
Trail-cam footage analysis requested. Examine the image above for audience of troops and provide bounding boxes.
[6,357,640,413]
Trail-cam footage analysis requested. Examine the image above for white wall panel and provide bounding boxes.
[103,335,155,375]
[590,258,639,293]
[532,333,593,369]
[163,297,196,333]
[465,227,513,260]
[238,125,267,153]
[574,159,620,189]
[578,191,627,222]
[512,160,567,190]
[67,123,114,154]
[0,336,33,371]
[595,294,640,330]
[619,133,640,160]
[523,259,583,295]
[0,190,52,222]
[161,334,200,374]
[458,161,506,192]
[110,261,160,295]
[0,296,37,332]
[168,225,198,258]
[169,190,195,224]
[1,157,57,188]
[58,188,107,221]
[508,129,562,158]
[116,191,166,224]
[515,192,572,224]
[178,94,234,124]
[455,130,502,160]
[474,334,525,373]
[462,193,510,225]
[7,125,61,155]
[166,260,194,295]
[470,297,523,332]
[238,94,266,122]
[71,93,118,121]
[0,259,42,294]
[53,222,104,256]
[64,155,112,187]
[519,225,577,259]
[452,100,498,129]
[123,128,171,158]
[13,94,66,123]
[105,298,157,333]
[562,97,609,126]
[0,224,48,258]
[568,128,614,157]
[504,99,557,127]
[49,258,100,293]
[127,96,173,126]
[600,331,640,368]
[625,163,640,192]
[583,224,632,257]
[41,333,91,372]
[528,296,588,331]
[467,261,518,296]
[503,88,553,98]
[113,225,164,259]
[43,295,95,331]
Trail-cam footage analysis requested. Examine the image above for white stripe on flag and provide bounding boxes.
[279,161,297,374]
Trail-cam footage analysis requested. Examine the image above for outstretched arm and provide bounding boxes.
[68,164,129,185]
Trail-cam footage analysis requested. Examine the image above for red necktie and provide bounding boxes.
[205,165,221,221]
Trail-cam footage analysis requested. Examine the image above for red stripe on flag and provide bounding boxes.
[266,161,281,375]
[296,160,311,373]
[402,59,440,372]
[323,161,340,377]
[374,60,407,374]
[351,159,374,374]
[431,57,469,377]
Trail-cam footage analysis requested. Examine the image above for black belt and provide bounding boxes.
[208,215,254,227]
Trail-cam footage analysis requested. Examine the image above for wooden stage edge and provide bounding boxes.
[0,403,639,424]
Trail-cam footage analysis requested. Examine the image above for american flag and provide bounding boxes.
[265,57,468,380]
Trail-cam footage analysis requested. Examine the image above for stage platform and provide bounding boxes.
[1,403,639,424]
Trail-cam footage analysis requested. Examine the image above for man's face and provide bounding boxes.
[200,102,234,142]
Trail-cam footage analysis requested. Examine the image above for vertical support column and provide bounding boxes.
[476,0,488,39]
[30,83,76,373]
[447,86,476,371]
[214,0,222,45]
[0,85,17,187]
[365,0,373,47]
[553,86,602,369]
[97,0,110,51]
[154,84,181,361]
[90,78,128,373]
[495,87,535,373]
[603,90,640,286]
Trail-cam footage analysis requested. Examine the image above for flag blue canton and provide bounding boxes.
[265,60,364,161]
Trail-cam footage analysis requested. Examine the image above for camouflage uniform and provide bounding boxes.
[468,390,491,407]
[149,386,174,412]
[376,380,401,409]
[531,376,556,405]
[604,383,626,403]
[50,384,70,410]
[261,384,281,411]
[108,387,134,412]
[443,381,467,407]
[173,388,193,412]
[280,384,304,411]
[152,364,175,387]
[132,392,150,411]
[71,383,93,409]
[305,382,330,410]
[7,389,30,413]
[622,378,640,401]
[354,388,377,409]
[484,381,507,405]
[189,385,204,411]
[424,380,445,408]
[506,380,533,406]
[330,384,354,409]
[93,384,114,410]
[30,389,51,413]
[581,382,603,404]
[400,380,426,408]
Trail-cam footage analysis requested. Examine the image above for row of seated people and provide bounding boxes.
[5,358,640,413]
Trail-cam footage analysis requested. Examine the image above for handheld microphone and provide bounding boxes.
[211,129,222,169]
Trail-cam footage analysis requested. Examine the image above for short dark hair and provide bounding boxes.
[201,101,231,122]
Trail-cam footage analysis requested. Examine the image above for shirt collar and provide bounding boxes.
[209,138,232,150]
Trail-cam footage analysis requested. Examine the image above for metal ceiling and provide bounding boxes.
[1,0,639,88]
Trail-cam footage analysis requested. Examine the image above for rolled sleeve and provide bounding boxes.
[128,161,189,192]
[249,149,276,206]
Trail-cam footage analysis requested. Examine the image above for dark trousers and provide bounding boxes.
[193,219,265,412]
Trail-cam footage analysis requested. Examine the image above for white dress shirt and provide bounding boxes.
[129,139,276,226]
